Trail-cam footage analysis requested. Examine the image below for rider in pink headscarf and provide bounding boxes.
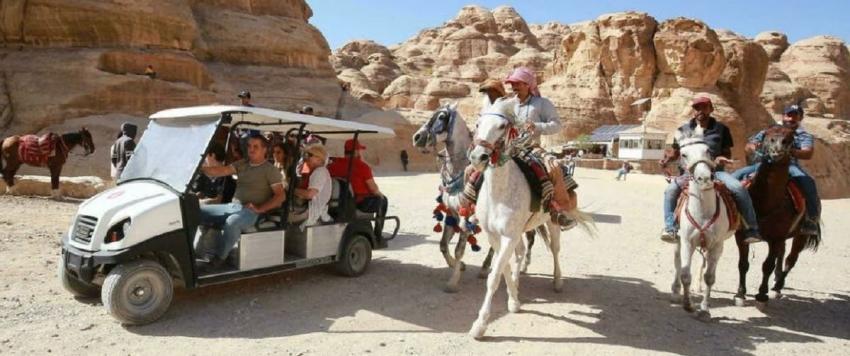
[503,67,576,229]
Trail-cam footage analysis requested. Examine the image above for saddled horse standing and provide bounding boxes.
[466,99,595,339]
[1,128,95,198]
[734,125,821,306]
[412,104,542,292]
[671,133,737,320]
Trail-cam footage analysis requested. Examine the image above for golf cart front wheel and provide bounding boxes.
[336,235,372,277]
[102,259,173,325]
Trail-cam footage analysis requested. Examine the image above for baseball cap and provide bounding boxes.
[344,139,366,152]
[237,90,251,99]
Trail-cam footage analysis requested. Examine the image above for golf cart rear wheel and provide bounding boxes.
[102,259,173,325]
[336,235,372,277]
[58,254,100,298]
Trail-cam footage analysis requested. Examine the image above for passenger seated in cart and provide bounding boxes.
[197,134,285,270]
[272,141,295,189]
[191,143,235,204]
[327,139,388,237]
[291,144,332,228]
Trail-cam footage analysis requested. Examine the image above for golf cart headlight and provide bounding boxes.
[105,218,131,243]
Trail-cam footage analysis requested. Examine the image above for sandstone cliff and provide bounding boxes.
[331,6,850,198]
[0,0,380,179]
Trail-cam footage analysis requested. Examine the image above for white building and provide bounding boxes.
[617,126,668,160]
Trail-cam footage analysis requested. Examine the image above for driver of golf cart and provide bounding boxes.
[197,134,284,270]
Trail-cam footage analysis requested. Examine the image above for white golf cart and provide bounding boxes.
[59,106,400,325]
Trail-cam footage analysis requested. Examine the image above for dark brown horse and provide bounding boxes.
[1,128,95,198]
[734,125,820,306]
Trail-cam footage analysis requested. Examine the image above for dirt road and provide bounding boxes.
[1,168,848,355]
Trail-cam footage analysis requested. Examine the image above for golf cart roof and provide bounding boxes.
[149,105,395,139]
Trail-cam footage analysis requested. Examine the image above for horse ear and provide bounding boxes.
[449,102,458,111]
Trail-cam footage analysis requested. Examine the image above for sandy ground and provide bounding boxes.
[0,167,848,355]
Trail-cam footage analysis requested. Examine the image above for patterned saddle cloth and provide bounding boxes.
[18,133,59,166]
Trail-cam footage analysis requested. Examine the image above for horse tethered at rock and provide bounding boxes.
[1,128,95,199]
[58,105,400,325]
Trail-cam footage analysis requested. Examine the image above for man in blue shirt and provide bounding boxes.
[661,95,762,244]
[733,105,820,236]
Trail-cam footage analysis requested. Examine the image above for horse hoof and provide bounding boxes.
[443,285,459,294]
[755,294,769,303]
[459,262,466,272]
[695,310,711,322]
[683,304,695,313]
[734,296,746,307]
[508,300,521,313]
[553,280,564,293]
[468,321,487,340]
[477,270,490,279]
[670,293,682,304]
[769,291,782,300]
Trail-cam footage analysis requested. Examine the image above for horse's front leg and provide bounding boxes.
[671,240,682,303]
[698,243,723,321]
[469,234,515,340]
[734,232,750,306]
[770,240,787,300]
[755,242,779,305]
[439,225,457,269]
[444,231,469,293]
[49,165,62,199]
[505,236,521,314]
[678,230,695,313]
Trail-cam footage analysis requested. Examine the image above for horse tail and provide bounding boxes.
[0,138,4,172]
[570,208,599,239]
[805,221,823,252]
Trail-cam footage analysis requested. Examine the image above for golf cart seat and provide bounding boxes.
[329,178,373,220]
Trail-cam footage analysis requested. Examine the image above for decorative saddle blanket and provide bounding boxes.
[742,177,806,215]
[18,133,59,166]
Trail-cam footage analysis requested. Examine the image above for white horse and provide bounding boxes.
[466,99,594,339]
[672,133,736,320]
[412,105,542,293]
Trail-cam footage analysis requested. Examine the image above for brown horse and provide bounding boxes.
[0,128,95,198]
[734,125,820,306]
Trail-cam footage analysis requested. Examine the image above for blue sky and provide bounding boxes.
[309,0,850,50]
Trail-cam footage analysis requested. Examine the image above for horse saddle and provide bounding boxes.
[742,176,806,215]
[675,180,740,232]
[19,133,59,166]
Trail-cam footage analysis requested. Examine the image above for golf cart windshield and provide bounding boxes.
[120,116,220,192]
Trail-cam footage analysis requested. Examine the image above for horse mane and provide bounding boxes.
[482,97,517,122]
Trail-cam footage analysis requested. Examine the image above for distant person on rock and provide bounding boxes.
[110,122,137,180]
[299,105,314,115]
[144,65,156,79]
[238,90,254,107]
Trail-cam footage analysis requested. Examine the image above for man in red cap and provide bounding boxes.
[327,139,388,237]
[661,94,762,244]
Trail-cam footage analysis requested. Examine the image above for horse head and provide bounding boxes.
[79,127,95,156]
[760,125,795,164]
[469,98,518,170]
[678,136,715,189]
[412,103,457,153]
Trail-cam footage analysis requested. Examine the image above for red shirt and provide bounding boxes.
[327,157,374,201]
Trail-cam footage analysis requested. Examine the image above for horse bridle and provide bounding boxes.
[473,113,518,166]
[678,140,715,178]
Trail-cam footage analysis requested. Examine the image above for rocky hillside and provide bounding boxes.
[332,5,850,198]
[0,0,423,178]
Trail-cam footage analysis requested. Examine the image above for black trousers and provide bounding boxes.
[357,195,389,237]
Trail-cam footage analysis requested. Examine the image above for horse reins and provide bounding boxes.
[473,114,518,166]
[684,194,722,251]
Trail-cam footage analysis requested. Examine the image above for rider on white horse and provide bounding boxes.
[660,94,762,244]
[502,67,577,227]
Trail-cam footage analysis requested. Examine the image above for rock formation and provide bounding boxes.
[0,0,377,179]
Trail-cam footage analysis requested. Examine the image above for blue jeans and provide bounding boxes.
[200,203,258,259]
[616,169,627,180]
[733,163,820,221]
[663,172,760,234]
